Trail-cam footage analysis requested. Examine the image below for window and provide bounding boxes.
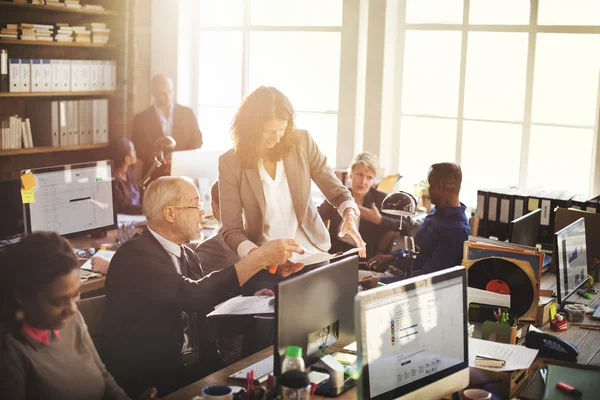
[185,0,343,165]
[394,0,600,206]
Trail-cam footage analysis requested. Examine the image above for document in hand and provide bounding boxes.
[80,249,116,271]
[207,295,275,317]
[289,247,360,266]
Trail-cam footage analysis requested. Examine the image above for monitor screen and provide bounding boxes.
[23,161,116,236]
[171,149,222,213]
[355,266,468,400]
[510,208,541,247]
[555,218,588,305]
[0,179,24,239]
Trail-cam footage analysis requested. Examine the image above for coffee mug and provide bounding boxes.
[463,388,492,400]
[201,385,233,400]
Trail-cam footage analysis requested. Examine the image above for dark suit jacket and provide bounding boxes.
[318,187,400,259]
[131,104,203,178]
[112,169,142,215]
[103,229,241,397]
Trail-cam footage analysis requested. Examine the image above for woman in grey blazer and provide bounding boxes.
[219,86,365,293]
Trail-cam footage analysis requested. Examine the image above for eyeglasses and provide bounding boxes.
[169,205,204,212]
[76,248,96,258]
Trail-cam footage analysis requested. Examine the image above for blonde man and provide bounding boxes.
[318,152,401,259]
[103,176,304,397]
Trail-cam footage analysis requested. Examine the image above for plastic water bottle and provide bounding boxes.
[281,346,305,373]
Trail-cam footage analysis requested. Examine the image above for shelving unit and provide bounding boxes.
[0,0,128,180]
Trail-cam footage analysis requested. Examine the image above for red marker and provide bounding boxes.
[556,382,582,398]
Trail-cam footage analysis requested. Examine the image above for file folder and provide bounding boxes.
[9,58,20,93]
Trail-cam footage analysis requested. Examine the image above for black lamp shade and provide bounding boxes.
[381,191,417,217]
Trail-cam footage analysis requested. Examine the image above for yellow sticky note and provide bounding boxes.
[21,188,35,204]
[21,172,37,190]
[549,300,557,321]
[528,198,539,211]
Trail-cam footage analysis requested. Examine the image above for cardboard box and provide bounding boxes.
[469,367,530,399]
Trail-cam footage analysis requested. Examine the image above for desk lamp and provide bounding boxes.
[381,191,419,278]
[140,136,176,192]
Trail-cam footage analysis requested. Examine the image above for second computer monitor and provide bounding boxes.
[510,208,541,247]
[555,217,588,307]
[274,256,359,376]
[355,266,469,400]
[170,149,222,213]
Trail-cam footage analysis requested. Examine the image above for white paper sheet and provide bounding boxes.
[80,250,116,271]
[469,338,538,372]
[468,287,511,308]
[290,247,360,265]
[207,296,275,317]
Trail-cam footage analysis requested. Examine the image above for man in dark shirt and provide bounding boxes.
[360,162,470,288]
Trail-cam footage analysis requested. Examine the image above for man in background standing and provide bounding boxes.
[132,74,203,180]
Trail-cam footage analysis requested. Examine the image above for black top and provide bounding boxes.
[103,229,241,397]
[113,169,142,215]
[318,187,401,259]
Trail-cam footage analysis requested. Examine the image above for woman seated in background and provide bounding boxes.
[318,152,401,260]
[112,138,142,215]
[0,232,157,400]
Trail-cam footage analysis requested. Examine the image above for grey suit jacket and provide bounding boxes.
[219,129,353,254]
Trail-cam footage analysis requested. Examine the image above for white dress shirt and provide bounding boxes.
[154,103,174,137]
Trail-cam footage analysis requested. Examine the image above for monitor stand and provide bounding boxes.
[313,377,356,397]
[311,354,356,397]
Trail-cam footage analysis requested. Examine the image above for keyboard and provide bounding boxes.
[229,355,273,384]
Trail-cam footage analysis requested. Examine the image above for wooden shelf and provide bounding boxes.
[0,38,115,48]
[0,1,119,16]
[0,143,108,157]
[0,91,117,98]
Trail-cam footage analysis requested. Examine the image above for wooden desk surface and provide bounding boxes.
[165,273,600,400]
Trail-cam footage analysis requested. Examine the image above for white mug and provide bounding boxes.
[463,388,492,400]
[201,385,233,400]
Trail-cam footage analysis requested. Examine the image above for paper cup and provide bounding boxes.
[463,388,492,400]
[201,385,233,400]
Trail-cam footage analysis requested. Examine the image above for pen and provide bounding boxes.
[556,382,583,398]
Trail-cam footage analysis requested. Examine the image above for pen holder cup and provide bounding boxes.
[482,321,517,344]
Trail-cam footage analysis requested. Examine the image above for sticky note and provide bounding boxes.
[549,300,557,321]
[21,172,36,190]
[21,188,35,204]
[528,198,539,211]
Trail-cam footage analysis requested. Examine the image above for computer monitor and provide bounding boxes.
[274,256,359,376]
[510,208,541,247]
[22,161,116,237]
[170,149,222,213]
[0,179,25,239]
[355,266,469,400]
[555,218,588,307]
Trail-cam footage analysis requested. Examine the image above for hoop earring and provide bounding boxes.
[15,310,25,322]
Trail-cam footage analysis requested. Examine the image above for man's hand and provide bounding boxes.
[138,387,159,400]
[251,239,304,268]
[276,261,305,277]
[359,276,380,290]
[358,203,383,225]
[90,256,110,275]
[366,254,394,272]
[254,288,275,296]
[339,210,366,258]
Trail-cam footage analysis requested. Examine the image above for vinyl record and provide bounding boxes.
[467,257,535,318]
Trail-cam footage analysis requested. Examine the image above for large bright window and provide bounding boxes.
[186,0,343,166]
[395,0,600,206]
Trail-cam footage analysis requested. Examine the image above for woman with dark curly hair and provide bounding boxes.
[0,232,156,400]
[219,86,365,294]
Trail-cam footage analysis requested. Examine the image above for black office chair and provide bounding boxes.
[78,295,106,356]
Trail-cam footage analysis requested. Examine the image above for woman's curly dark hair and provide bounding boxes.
[231,86,297,169]
[0,232,78,325]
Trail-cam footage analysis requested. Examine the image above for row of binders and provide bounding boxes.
[25,99,109,148]
[1,116,33,150]
[476,188,600,245]
[0,55,117,93]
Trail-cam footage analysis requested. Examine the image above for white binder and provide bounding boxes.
[90,61,99,91]
[99,99,109,143]
[20,59,30,92]
[110,61,116,91]
[31,59,43,92]
[71,60,81,92]
[51,101,59,147]
[59,100,68,146]
[78,99,88,144]
[60,59,71,92]
[71,100,79,146]
[80,60,90,92]
[41,59,51,92]
[50,59,61,92]
[9,59,20,92]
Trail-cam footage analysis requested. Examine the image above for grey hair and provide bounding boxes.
[348,152,379,176]
[142,176,194,221]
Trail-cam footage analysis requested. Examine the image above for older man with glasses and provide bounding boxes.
[102,176,305,398]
